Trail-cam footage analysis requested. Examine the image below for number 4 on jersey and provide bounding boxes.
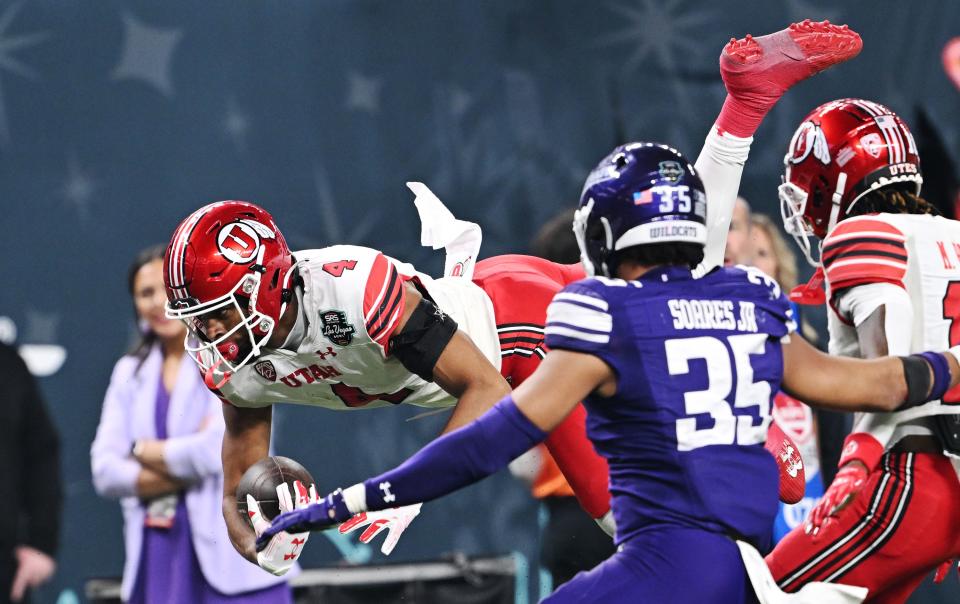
[323,260,358,278]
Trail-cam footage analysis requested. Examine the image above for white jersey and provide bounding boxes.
[212,245,500,410]
[824,213,960,445]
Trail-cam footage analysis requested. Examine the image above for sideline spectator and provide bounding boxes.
[90,245,292,603]
[724,197,754,266]
[0,342,61,604]
[749,214,825,542]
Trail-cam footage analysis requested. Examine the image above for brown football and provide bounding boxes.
[236,456,315,522]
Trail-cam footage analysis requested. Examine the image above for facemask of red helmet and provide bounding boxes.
[163,201,297,386]
[778,98,922,267]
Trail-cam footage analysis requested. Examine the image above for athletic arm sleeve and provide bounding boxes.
[357,396,547,510]
[693,128,753,275]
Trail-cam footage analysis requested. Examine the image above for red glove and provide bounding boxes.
[806,433,884,536]
[765,420,805,504]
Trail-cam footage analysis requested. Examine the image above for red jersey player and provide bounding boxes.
[767,98,960,601]
[162,20,861,576]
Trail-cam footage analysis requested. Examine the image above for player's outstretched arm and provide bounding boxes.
[255,350,614,544]
[221,402,272,564]
[384,281,512,433]
[781,335,960,412]
[433,330,512,433]
[694,21,861,273]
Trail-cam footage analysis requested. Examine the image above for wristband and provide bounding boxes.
[838,432,884,472]
[918,351,951,401]
[900,355,932,407]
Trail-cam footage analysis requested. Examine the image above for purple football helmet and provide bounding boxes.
[574,143,707,277]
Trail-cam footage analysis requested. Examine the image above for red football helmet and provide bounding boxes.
[779,98,922,265]
[163,201,297,379]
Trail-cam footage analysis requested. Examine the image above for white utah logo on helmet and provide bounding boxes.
[786,121,831,166]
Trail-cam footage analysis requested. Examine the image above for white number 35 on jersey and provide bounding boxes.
[666,334,772,452]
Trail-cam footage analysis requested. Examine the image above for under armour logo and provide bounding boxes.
[291,538,306,546]
[317,347,337,360]
[780,445,804,478]
[434,307,446,321]
[379,481,396,503]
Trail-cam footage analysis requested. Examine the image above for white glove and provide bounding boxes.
[247,481,316,575]
[338,502,423,555]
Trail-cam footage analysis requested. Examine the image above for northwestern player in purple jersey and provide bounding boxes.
[256,144,960,602]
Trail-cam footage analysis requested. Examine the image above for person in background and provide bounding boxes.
[512,208,615,587]
[750,213,796,291]
[750,214,825,542]
[0,343,61,604]
[751,212,848,486]
[90,245,292,603]
[724,197,754,266]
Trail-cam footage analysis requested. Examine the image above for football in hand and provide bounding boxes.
[765,420,806,505]
[236,456,315,522]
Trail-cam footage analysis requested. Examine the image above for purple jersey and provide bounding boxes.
[545,265,797,549]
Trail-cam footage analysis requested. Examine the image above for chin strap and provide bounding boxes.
[204,357,232,389]
[207,337,244,389]
[789,267,826,306]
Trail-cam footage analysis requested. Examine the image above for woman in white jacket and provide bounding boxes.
[91,245,293,603]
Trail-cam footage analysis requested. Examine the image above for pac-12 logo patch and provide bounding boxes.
[254,360,277,382]
[320,309,356,346]
[658,161,684,182]
[859,133,884,158]
[217,219,276,264]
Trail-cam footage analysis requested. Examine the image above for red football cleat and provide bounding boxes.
[717,20,863,138]
[765,419,806,505]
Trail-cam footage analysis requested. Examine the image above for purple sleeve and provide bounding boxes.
[360,396,547,509]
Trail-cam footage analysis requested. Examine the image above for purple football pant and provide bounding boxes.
[545,525,758,604]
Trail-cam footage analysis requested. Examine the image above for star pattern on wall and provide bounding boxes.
[0,3,48,149]
[600,0,714,118]
[346,71,382,114]
[283,162,381,250]
[60,152,98,220]
[222,95,250,152]
[111,12,183,98]
[600,0,713,74]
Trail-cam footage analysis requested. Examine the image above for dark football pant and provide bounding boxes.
[545,525,756,603]
[767,451,960,603]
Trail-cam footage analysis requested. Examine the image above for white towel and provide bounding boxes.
[736,540,868,604]
[408,182,482,280]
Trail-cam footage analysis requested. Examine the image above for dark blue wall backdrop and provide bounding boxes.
[2,1,959,602]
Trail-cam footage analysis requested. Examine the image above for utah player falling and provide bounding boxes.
[767,99,960,601]
[164,19,859,576]
[258,142,960,604]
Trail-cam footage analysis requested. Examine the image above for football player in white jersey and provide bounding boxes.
[163,20,862,576]
[767,99,960,601]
